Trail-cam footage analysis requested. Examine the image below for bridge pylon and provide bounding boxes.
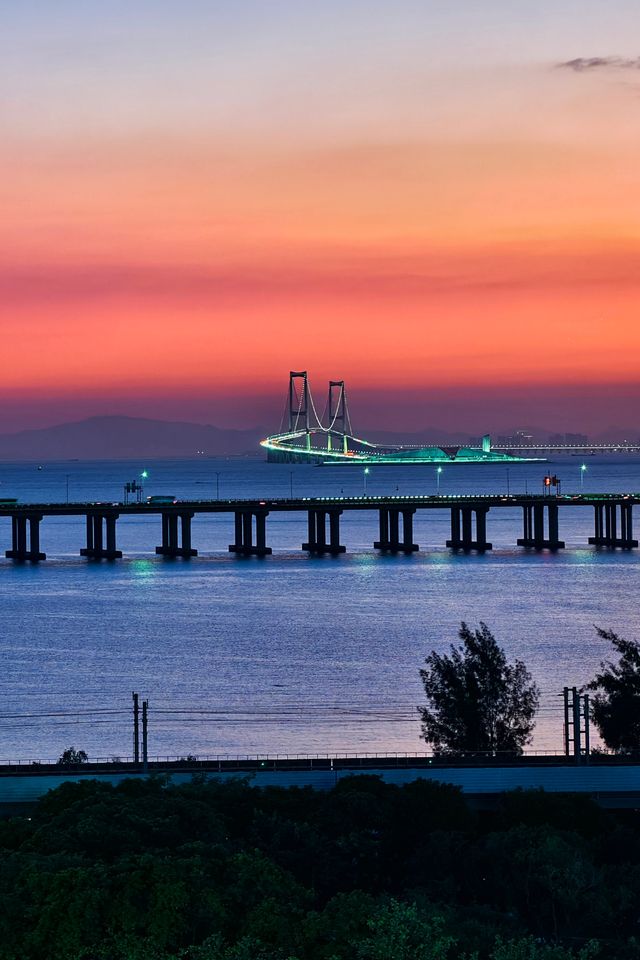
[327,380,350,453]
[288,371,310,449]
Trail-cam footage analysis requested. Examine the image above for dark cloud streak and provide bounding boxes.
[558,56,640,72]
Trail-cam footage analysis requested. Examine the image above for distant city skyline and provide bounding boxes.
[2,2,639,433]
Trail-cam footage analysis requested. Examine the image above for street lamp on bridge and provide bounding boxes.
[436,466,443,494]
[580,463,587,491]
[363,467,370,496]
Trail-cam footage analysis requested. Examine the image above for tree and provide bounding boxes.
[418,622,539,756]
[585,628,640,752]
[57,746,89,766]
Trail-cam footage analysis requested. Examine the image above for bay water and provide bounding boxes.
[0,455,638,762]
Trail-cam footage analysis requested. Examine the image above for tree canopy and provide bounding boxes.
[0,776,634,958]
[418,622,539,755]
[585,628,640,752]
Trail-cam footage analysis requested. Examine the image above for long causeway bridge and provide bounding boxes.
[0,493,638,561]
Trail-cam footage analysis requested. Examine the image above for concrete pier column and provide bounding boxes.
[303,509,344,554]
[474,508,492,551]
[93,515,103,554]
[235,512,243,549]
[29,516,41,557]
[533,504,545,544]
[374,508,391,549]
[402,509,419,552]
[306,510,317,549]
[169,514,179,551]
[589,501,638,548]
[242,512,253,550]
[6,513,46,561]
[315,511,327,550]
[156,511,197,557]
[255,511,268,554]
[593,504,603,542]
[448,508,461,548]
[518,502,564,550]
[548,503,559,544]
[329,510,344,553]
[621,503,636,546]
[106,515,118,555]
[462,507,473,545]
[446,506,491,551]
[81,513,122,559]
[377,508,389,547]
[605,504,613,542]
[229,510,271,556]
[389,509,400,545]
[180,514,194,555]
[374,507,419,552]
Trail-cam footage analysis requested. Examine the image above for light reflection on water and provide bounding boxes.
[0,456,638,761]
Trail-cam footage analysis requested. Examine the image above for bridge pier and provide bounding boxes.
[229,510,271,556]
[80,513,122,560]
[5,514,46,561]
[156,512,197,557]
[446,506,492,552]
[303,508,345,555]
[517,503,565,550]
[588,502,637,548]
[374,508,419,552]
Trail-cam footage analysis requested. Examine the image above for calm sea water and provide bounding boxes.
[0,455,638,762]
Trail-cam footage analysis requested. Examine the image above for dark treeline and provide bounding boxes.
[2,775,640,959]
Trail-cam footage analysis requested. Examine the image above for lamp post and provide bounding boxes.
[363,467,370,496]
[289,471,293,499]
[139,470,148,503]
[580,463,587,491]
[436,466,442,494]
[216,472,220,500]
[506,468,510,496]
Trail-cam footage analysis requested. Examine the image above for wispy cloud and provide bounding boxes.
[558,56,640,72]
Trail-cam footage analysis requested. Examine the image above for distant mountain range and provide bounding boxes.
[0,416,266,461]
[0,415,628,462]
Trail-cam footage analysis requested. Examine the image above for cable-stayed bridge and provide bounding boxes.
[260,371,540,464]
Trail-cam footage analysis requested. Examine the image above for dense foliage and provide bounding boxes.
[418,622,540,755]
[1,775,640,958]
[586,628,640,752]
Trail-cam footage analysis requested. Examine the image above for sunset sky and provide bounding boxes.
[2,1,639,434]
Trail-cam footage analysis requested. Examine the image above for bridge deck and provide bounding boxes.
[0,494,636,559]
[0,493,637,516]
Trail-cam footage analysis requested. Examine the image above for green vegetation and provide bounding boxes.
[418,622,540,755]
[56,746,89,766]
[2,776,640,958]
[586,629,640,752]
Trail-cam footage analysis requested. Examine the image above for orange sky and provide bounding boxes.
[1,3,639,432]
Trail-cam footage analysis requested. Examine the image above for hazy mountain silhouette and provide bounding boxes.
[0,415,619,462]
[0,416,265,461]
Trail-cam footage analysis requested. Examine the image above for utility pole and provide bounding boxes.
[132,692,140,765]
[583,693,590,758]
[563,687,590,763]
[142,699,148,773]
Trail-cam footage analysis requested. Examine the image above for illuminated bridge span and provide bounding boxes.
[260,371,541,464]
[1,493,638,561]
